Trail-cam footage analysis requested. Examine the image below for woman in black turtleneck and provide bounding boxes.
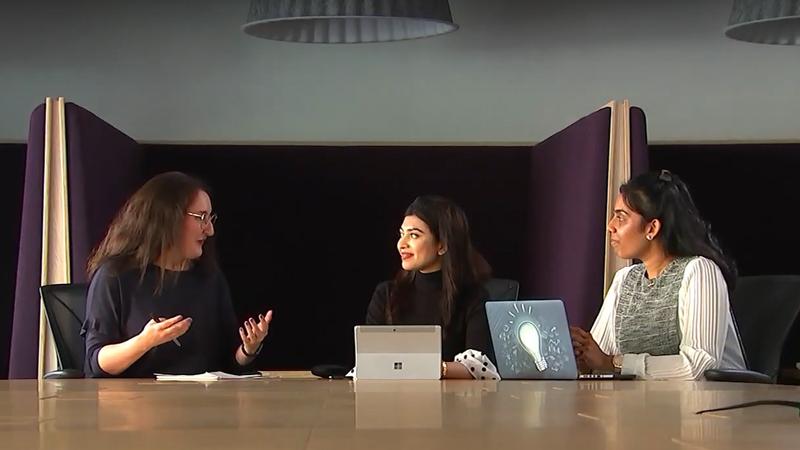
[365,195,499,380]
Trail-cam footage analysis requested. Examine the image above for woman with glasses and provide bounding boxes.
[570,170,746,380]
[82,171,272,377]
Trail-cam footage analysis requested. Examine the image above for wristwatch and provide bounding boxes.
[612,354,623,372]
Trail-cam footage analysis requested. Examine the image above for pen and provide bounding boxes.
[150,313,182,347]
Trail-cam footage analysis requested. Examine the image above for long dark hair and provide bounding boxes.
[620,170,736,289]
[387,195,491,329]
[87,171,217,288]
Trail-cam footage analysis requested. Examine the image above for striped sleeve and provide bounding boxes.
[589,266,632,356]
[621,257,730,380]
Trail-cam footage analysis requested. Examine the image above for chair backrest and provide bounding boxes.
[483,278,520,301]
[730,275,800,379]
[40,283,89,371]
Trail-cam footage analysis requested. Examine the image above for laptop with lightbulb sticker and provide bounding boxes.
[486,300,629,380]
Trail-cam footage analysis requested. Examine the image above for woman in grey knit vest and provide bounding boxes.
[570,170,746,380]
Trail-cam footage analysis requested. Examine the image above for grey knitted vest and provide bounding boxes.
[615,257,695,355]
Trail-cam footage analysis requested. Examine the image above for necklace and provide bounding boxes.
[644,257,674,287]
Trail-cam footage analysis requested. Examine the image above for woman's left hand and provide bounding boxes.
[240,310,273,355]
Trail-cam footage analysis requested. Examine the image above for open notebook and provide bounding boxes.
[155,371,262,381]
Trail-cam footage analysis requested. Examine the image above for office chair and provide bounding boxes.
[705,275,800,384]
[483,278,520,301]
[40,283,89,379]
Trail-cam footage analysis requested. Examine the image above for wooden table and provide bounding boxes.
[2,374,799,450]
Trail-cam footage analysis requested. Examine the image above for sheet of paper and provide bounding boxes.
[155,371,261,381]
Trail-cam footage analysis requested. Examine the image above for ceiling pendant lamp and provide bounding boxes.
[242,0,458,43]
[726,0,800,45]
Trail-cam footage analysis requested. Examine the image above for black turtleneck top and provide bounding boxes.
[365,271,495,363]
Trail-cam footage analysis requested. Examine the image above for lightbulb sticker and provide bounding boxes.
[495,302,571,376]
[518,321,547,371]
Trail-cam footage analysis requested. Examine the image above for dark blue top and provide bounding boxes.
[81,262,243,378]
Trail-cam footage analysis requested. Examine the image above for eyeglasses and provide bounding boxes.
[186,211,218,226]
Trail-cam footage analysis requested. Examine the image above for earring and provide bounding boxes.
[646,235,653,241]
[438,250,446,255]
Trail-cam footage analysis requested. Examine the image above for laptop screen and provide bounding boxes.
[485,300,578,380]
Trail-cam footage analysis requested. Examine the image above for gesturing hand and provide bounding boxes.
[240,310,273,355]
[138,315,192,350]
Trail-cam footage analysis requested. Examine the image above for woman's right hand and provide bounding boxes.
[136,315,192,351]
[570,326,613,372]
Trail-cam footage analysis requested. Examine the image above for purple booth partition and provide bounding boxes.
[523,107,648,329]
[64,103,143,284]
[8,103,142,379]
[8,105,47,379]
[630,107,649,177]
